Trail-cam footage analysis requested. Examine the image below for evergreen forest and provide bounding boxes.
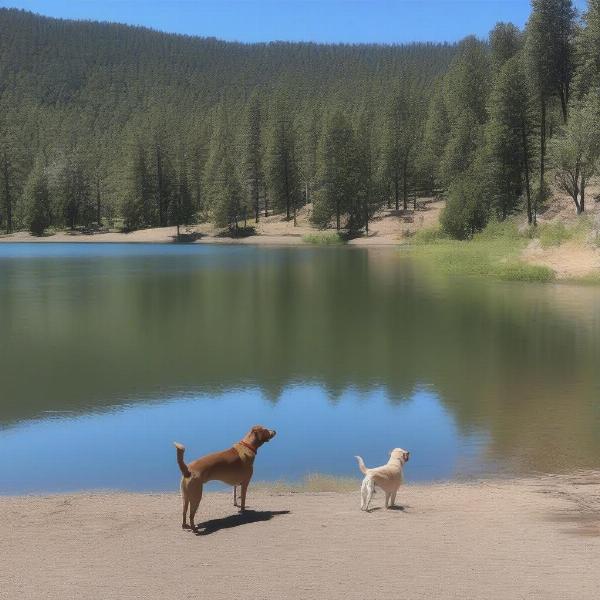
[1,1,599,238]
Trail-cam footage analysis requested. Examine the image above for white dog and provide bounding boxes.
[355,448,410,511]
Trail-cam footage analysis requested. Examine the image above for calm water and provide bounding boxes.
[1,243,599,494]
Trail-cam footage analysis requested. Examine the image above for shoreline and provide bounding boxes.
[3,473,599,599]
[0,200,442,248]
[2,204,600,281]
[0,227,401,246]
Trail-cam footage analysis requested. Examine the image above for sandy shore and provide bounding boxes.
[2,473,599,600]
[0,201,443,247]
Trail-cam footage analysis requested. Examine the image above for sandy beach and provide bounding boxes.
[0,200,443,247]
[2,473,599,600]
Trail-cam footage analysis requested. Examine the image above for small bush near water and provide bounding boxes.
[302,232,345,245]
[538,222,573,248]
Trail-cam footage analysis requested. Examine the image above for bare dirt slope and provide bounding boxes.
[2,473,599,600]
[521,184,600,279]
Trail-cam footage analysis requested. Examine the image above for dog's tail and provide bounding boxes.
[355,455,368,475]
[174,442,191,478]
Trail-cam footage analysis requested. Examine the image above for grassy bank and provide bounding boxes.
[409,221,556,282]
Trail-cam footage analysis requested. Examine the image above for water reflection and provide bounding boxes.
[0,386,490,494]
[0,243,599,491]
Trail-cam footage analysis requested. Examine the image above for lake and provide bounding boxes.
[1,242,599,494]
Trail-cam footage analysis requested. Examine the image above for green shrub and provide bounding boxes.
[474,219,522,241]
[440,175,488,239]
[302,232,345,245]
[494,262,555,282]
[413,227,448,244]
[538,222,572,248]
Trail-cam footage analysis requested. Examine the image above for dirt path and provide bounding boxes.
[2,474,599,599]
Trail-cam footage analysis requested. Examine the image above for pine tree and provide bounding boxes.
[440,36,490,187]
[382,87,419,211]
[151,137,174,227]
[355,112,381,234]
[184,118,209,222]
[526,0,576,123]
[59,155,93,230]
[243,93,264,223]
[209,154,243,230]
[0,145,19,234]
[422,82,450,192]
[266,109,301,223]
[525,0,577,223]
[169,156,196,237]
[204,112,243,231]
[312,111,358,230]
[490,22,523,72]
[24,157,51,236]
[485,54,536,222]
[437,37,492,237]
[574,0,600,97]
[91,161,105,228]
[300,109,320,206]
[123,141,153,231]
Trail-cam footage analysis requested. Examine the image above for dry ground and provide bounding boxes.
[2,473,600,600]
[520,184,600,279]
[0,199,444,247]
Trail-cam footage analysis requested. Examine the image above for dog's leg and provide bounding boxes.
[233,485,238,507]
[180,478,191,529]
[182,495,190,528]
[390,490,397,508]
[385,492,391,508]
[188,484,203,532]
[364,478,375,512]
[239,480,249,512]
[360,477,368,510]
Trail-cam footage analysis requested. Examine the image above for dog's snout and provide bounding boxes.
[270,430,277,438]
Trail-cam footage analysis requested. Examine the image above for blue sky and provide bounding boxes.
[0,0,589,44]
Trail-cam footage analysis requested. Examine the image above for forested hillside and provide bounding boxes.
[0,2,599,238]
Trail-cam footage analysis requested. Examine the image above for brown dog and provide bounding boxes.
[174,425,276,530]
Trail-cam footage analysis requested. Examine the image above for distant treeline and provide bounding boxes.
[0,2,599,238]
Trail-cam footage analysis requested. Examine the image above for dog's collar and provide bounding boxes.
[238,440,257,455]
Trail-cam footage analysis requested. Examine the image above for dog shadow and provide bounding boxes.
[194,509,290,536]
[367,505,407,513]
